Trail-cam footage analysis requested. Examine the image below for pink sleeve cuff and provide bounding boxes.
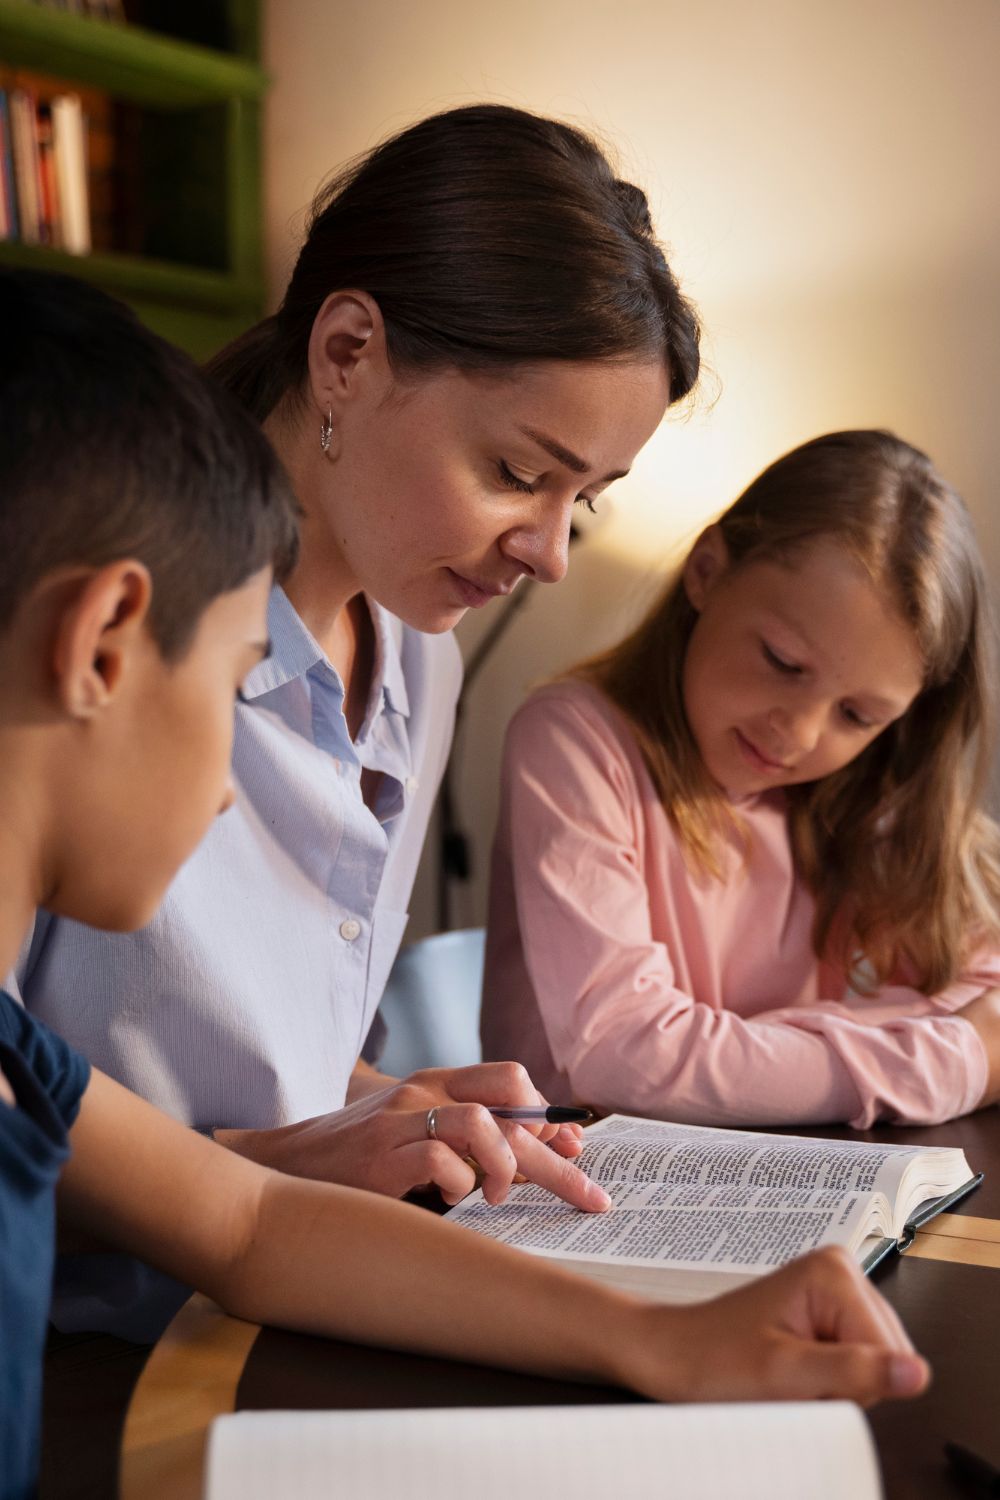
[948,1015,989,1118]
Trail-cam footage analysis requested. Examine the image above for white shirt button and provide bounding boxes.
[339,918,361,942]
[405,776,419,794]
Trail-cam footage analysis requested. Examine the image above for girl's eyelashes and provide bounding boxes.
[762,641,801,675]
[575,495,598,515]
[840,703,874,730]
[760,638,877,730]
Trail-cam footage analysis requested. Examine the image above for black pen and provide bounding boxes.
[944,1442,1000,1497]
[488,1106,593,1124]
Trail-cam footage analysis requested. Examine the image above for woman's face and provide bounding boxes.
[312,355,671,631]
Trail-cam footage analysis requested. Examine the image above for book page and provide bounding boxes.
[446,1180,878,1274]
[206,1402,882,1500]
[579,1115,934,1201]
[447,1115,971,1280]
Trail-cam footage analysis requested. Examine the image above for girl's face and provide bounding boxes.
[681,532,925,798]
[309,352,671,632]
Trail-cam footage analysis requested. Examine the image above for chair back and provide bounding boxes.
[377,927,486,1077]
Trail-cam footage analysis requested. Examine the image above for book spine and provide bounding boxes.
[36,100,62,249]
[0,91,14,242]
[51,93,91,256]
[9,89,41,247]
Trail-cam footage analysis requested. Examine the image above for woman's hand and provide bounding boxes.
[955,988,1000,1107]
[622,1246,929,1406]
[215,1061,609,1211]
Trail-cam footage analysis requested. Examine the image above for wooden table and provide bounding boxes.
[42,1109,1000,1500]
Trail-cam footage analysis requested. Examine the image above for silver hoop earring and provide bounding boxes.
[320,410,333,453]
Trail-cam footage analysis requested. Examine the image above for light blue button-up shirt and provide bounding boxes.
[11,586,461,1336]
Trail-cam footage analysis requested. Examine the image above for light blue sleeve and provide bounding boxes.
[4,909,54,1007]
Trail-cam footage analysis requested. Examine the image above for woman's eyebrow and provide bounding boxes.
[517,425,629,483]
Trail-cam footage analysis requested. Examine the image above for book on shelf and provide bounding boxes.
[204,1401,883,1500]
[8,87,41,246]
[50,93,90,254]
[35,100,60,246]
[445,1113,982,1303]
[0,91,18,242]
[0,75,93,255]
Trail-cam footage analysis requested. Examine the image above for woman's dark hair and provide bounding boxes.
[208,103,700,418]
[0,269,299,660]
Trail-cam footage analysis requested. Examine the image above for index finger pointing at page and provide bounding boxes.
[506,1125,612,1212]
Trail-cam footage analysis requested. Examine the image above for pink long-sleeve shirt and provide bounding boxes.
[482,679,991,1129]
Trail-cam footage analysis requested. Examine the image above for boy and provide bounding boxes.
[0,270,926,1500]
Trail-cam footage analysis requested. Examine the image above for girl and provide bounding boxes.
[482,430,1000,1127]
[14,103,700,1337]
[3,273,925,1500]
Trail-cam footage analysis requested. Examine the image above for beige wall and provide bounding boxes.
[264,0,1000,938]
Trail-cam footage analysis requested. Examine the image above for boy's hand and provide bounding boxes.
[214,1061,610,1212]
[955,988,1000,1107]
[626,1246,929,1406]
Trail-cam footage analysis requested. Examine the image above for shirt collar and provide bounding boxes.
[239,586,325,700]
[368,596,410,719]
[239,586,411,721]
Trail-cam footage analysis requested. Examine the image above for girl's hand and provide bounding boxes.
[215,1061,609,1211]
[623,1246,929,1406]
[955,988,1000,1106]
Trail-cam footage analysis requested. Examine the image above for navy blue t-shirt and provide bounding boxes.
[0,989,90,1500]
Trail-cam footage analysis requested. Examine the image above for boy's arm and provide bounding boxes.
[57,1067,927,1407]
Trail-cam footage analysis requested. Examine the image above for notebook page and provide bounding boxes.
[205,1401,881,1500]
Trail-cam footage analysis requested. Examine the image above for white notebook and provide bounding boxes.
[204,1401,882,1500]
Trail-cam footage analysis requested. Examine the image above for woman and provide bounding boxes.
[15,103,699,1338]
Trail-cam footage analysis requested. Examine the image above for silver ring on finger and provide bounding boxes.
[425,1106,439,1141]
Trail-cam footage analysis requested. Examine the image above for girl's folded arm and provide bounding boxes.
[502,694,985,1129]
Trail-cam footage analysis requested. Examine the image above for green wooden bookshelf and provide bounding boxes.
[0,0,267,358]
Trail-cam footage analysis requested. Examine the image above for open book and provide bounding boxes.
[445,1113,981,1302]
[206,1402,882,1500]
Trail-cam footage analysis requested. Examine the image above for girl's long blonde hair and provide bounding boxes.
[577,430,1000,993]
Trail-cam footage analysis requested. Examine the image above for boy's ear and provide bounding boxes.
[306,289,386,452]
[52,561,153,720]
[682,525,730,612]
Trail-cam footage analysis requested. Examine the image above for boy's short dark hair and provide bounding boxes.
[0,270,299,659]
